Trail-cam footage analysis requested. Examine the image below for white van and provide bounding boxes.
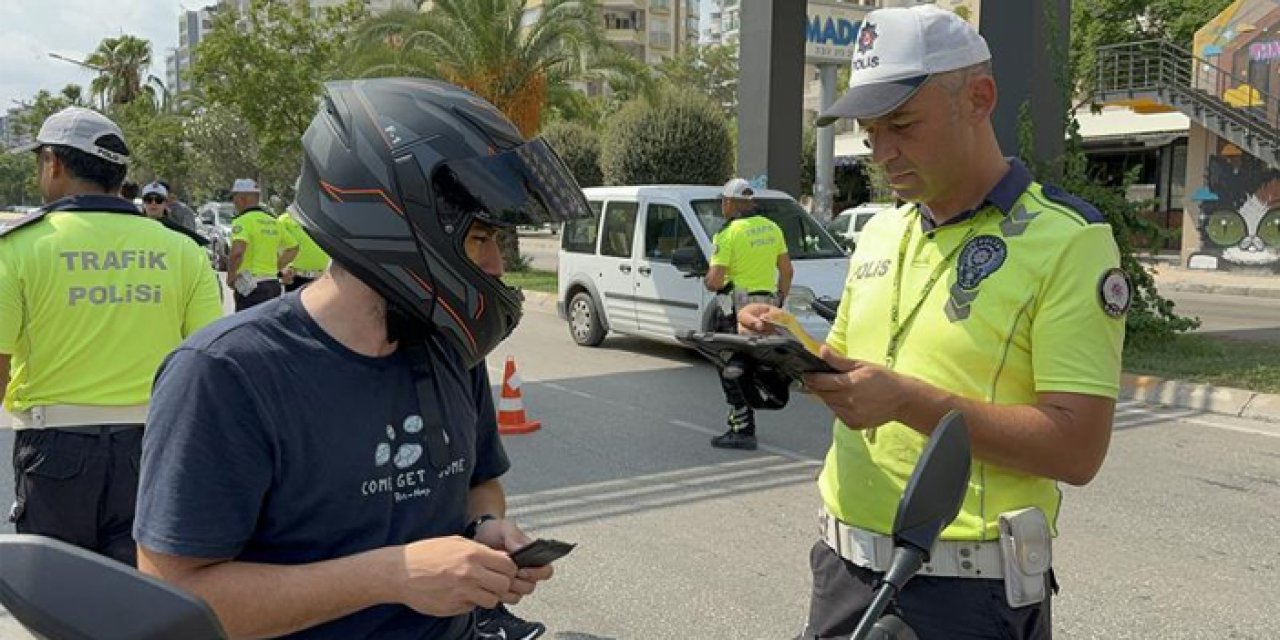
[556,185,850,347]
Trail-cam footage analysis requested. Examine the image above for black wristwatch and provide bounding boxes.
[464,514,499,539]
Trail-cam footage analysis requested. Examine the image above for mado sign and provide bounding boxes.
[806,1,871,65]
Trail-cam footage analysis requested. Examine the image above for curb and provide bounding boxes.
[522,289,1280,424]
[1159,281,1280,300]
[521,289,557,310]
[1119,373,1280,423]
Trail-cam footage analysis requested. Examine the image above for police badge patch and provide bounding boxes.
[1098,268,1132,318]
[956,235,1007,290]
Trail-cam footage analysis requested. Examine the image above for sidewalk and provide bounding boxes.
[1147,263,1280,299]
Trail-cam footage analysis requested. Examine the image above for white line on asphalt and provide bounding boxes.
[1113,402,1280,438]
[509,457,815,517]
[507,457,817,528]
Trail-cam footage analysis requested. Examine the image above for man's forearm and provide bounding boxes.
[227,253,244,279]
[468,478,506,521]
[893,380,1112,486]
[139,546,400,639]
[0,353,10,405]
[278,248,299,270]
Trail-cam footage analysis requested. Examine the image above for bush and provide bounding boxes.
[540,122,603,188]
[600,90,733,186]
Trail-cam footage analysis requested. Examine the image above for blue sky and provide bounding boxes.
[2,1,192,111]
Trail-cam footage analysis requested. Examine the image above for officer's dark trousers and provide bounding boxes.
[284,275,315,293]
[9,426,143,566]
[234,279,283,311]
[714,305,751,412]
[801,540,1052,640]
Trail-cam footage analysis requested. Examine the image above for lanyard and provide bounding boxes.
[885,209,978,368]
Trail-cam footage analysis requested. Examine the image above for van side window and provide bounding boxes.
[562,200,603,254]
[600,201,639,258]
[643,204,697,262]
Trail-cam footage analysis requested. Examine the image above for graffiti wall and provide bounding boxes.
[1188,0,1280,271]
[1197,141,1280,268]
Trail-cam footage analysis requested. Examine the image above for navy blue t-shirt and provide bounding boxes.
[135,292,510,639]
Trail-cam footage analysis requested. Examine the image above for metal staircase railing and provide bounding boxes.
[1095,39,1280,169]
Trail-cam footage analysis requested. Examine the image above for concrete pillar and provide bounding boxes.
[814,63,838,221]
[1182,122,1211,266]
[978,0,1070,176]
[736,0,806,196]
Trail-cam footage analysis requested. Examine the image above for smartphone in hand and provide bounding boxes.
[509,539,576,568]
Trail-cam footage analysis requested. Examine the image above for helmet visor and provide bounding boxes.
[441,138,593,227]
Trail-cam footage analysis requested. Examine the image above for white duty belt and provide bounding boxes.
[820,507,1004,579]
[12,404,148,430]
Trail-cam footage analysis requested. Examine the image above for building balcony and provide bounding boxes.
[601,0,644,11]
[605,26,645,45]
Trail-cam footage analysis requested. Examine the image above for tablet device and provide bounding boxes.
[676,331,837,383]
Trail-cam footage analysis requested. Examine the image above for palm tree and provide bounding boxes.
[85,35,154,106]
[342,8,440,79]
[348,0,645,137]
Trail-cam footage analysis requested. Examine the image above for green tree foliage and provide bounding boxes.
[0,153,38,206]
[800,118,817,198]
[600,90,733,186]
[1071,0,1234,98]
[654,43,738,118]
[114,99,190,195]
[540,122,602,188]
[183,105,261,202]
[192,0,366,192]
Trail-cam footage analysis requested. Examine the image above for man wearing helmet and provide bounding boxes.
[133,78,592,639]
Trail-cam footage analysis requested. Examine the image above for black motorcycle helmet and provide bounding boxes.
[293,78,592,367]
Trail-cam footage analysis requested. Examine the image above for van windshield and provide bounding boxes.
[691,198,846,259]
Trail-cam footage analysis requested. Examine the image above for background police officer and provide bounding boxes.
[704,177,793,450]
[742,7,1127,638]
[277,204,330,292]
[0,106,223,565]
[226,178,297,310]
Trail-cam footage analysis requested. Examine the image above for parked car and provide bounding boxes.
[828,203,893,251]
[197,202,235,270]
[557,185,850,347]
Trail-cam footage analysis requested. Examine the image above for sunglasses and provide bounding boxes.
[142,195,165,204]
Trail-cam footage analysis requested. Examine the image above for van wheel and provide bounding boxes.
[568,292,606,347]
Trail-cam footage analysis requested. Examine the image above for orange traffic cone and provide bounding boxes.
[498,356,541,435]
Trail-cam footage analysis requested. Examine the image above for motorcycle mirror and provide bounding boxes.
[671,247,708,276]
[0,535,226,640]
[890,410,971,556]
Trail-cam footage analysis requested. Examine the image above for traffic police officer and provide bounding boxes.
[0,106,223,565]
[226,178,297,310]
[704,177,793,450]
[741,7,1128,638]
[277,204,330,292]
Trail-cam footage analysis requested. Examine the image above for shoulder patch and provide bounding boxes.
[0,208,49,238]
[1098,267,1132,318]
[1040,185,1105,224]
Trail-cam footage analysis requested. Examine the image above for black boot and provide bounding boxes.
[711,407,757,450]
